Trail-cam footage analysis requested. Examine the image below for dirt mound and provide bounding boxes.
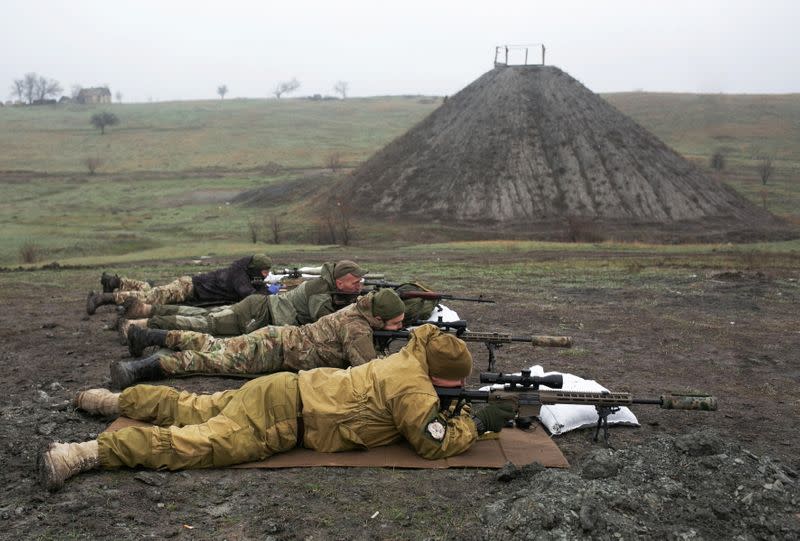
[337,66,792,241]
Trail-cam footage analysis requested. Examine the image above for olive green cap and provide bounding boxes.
[249,254,273,271]
[334,260,367,279]
[426,334,473,379]
[371,289,405,320]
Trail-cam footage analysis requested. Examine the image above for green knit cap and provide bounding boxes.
[426,333,473,379]
[371,289,405,320]
[248,254,273,271]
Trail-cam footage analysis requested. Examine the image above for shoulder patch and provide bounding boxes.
[425,419,446,441]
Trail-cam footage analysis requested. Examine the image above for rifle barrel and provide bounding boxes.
[436,388,717,411]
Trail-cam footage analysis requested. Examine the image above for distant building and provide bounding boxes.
[76,87,111,104]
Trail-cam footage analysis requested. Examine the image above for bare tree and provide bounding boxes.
[10,79,25,102]
[13,73,62,104]
[269,215,281,244]
[326,152,343,172]
[247,220,260,243]
[333,81,349,99]
[23,73,37,104]
[336,200,354,246]
[757,156,774,185]
[90,112,119,134]
[710,151,725,172]
[84,156,103,175]
[115,90,123,103]
[273,78,300,99]
[33,75,62,102]
[217,84,228,100]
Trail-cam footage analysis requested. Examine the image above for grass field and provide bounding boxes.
[1,92,798,267]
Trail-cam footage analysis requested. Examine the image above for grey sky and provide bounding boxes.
[2,0,798,103]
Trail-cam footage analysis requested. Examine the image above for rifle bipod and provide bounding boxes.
[592,396,622,447]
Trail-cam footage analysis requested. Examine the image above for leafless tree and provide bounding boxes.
[84,156,103,175]
[273,78,300,99]
[710,151,725,172]
[90,112,119,135]
[13,73,62,104]
[115,91,123,103]
[19,241,41,264]
[10,79,25,102]
[326,152,343,172]
[33,75,62,102]
[336,200,354,246]
[316,211,338,245]
[757,156,774,185]
[269,215,281,244]
[23,73,37,104]
[247,220,260,243]
[333,81,349,99]
[217,84,228,100]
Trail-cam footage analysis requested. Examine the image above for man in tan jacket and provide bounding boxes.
[111,289,406,389]
[39,325,516,491]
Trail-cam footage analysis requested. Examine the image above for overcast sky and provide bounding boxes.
[2,0,799,103]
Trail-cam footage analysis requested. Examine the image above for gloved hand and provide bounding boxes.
[474,401,516,433]
[267,284,281,295]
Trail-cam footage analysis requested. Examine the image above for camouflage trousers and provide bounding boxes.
[149,305,232,335]
[117,277,154,292]
[157,327,284,376]
[97,374,301,470]
[112,276,194,305]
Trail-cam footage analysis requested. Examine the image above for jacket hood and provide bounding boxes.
[319,261,337,289]
[356,292,388,330]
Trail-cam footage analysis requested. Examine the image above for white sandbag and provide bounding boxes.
[425,304,461,323]
[481,365,639,435]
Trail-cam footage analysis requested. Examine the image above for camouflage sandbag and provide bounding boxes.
[396,282,438,326]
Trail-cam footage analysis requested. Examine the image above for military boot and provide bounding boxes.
[38,440,99,492]
[111,354,166,390]
[117,318,148,345]
[73,388,120,416]
[86,291,116,315]
[127,326,167,357]
[100,272,121,293]
[122,297,153,319]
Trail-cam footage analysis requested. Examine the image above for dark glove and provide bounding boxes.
[267,284,281,295]
[473,401,516,434]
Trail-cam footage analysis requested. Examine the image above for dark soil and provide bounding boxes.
[1,250,798,540]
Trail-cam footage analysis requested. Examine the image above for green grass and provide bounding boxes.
[2,93,800,266]
[0,97,439,172]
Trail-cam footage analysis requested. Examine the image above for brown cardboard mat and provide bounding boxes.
[106,417,569,469]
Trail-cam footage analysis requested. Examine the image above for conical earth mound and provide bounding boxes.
[336,65,792,241]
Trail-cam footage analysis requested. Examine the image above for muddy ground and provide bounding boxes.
[0,249,798,540]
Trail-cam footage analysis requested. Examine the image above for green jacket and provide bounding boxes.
[269,262,343,325]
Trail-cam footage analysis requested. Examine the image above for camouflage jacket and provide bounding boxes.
[269,262,354,325]
[279,293,381,371]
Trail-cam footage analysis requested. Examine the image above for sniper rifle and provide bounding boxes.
[363,280,495,304]
[437,369,718,444]
[373,323,572,371]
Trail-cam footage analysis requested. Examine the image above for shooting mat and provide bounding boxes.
[105,417,569,469]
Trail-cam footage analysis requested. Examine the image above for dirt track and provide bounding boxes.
[1,250,798,539]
